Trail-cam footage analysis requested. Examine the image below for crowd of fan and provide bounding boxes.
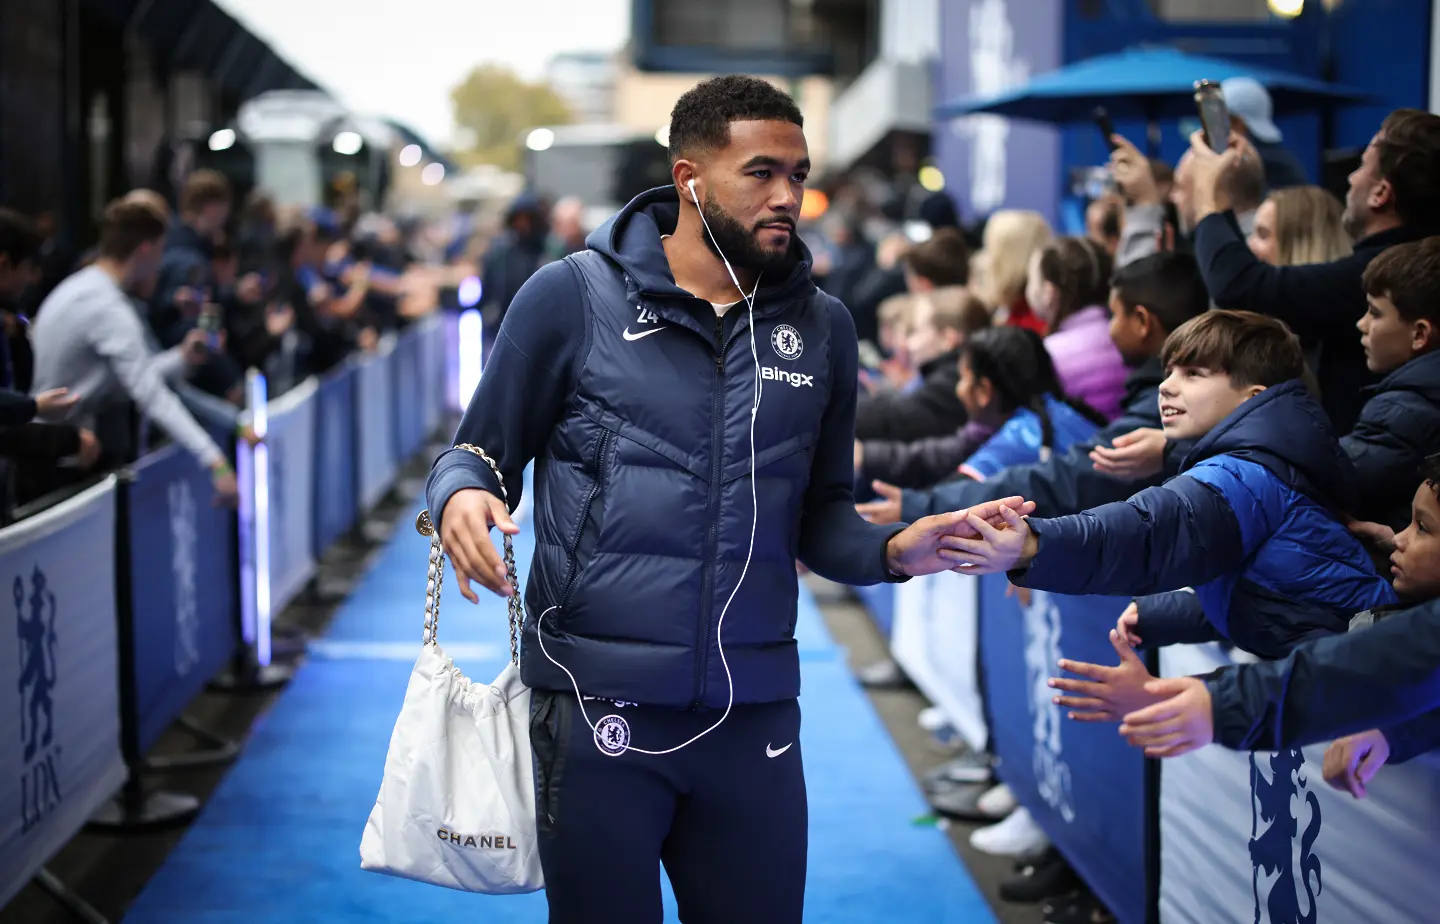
[0,172,460,522]
[823,103,1440,923]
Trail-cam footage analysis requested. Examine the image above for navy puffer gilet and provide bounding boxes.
[520,190,854,708]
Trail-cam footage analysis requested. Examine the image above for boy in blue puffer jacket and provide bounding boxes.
[942,309,1397,661]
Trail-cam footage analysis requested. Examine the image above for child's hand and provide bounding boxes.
[1116,601,1142,646]
[1048,629,1157,722]
[856,480,903,525]
[1118,676,1214,757]
[937,502,1037,574]
[1346,519,1396,555]
[1322,730,1390,800]
[35,388,80,418]
[1089,428,1166,479]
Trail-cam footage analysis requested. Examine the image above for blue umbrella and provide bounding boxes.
[934,46,1370,124]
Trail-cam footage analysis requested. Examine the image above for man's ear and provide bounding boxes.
[673,161,698,203]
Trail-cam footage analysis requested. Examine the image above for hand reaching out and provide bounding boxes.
[1048,629,1159,722]
[34,388,80,418]
[856,480,903,525]
[1346,519,1396,555]
[1089,428,1166,480]
[935,502,1037,574]
[885,497,1037,577]
[1116,601,1142,646]
[1117,676,1214,758]
[1322,730,1390,799]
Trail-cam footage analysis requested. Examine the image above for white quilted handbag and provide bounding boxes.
[360,445,545,894]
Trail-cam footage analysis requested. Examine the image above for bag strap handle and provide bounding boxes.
[415,444,522,665]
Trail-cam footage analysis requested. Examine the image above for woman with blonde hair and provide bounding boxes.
[1247,185,1353,267]
[973,209,1053,335]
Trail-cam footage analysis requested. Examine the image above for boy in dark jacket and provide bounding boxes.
[1114,460,1440,788]
[943,310,1397,661]
[1344,236,1440,531]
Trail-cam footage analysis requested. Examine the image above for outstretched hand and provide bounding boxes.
[1089,428,1166,480]
[1048,629,1158,722]
[935,501,1036,574]
[885,497,1037,577]
[1117,676,1214,757]
[1322,730,1390,800]
[857,480,903,525]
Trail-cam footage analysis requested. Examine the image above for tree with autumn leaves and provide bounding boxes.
[449,64,572,171]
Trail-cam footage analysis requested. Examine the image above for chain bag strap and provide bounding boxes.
[415,444,522,665]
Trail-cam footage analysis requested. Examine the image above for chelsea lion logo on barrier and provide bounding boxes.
[17,566,63,834]
[1250,749,1323,924]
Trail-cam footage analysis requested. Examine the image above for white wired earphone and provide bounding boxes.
[535,176,764,757]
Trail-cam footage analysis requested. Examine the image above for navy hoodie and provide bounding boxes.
[1341,349,1440,532]
[426,187,907,708]
[1011,380,1396,660]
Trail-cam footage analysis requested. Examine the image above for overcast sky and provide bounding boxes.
[215,0,630,147]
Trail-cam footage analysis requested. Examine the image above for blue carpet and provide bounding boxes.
[124,501,996,923]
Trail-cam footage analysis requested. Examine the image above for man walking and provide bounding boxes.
[427,76,1002,923]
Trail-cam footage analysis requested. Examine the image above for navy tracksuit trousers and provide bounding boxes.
[529,690,808,923]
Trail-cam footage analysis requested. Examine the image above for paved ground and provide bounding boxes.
[805,575,1047,924]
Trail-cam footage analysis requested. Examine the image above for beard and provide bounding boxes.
[700,191,799,277]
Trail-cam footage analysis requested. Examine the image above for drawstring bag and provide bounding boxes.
[359,445,544,894]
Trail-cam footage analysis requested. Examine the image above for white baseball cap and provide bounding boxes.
[1221,77,1282,144]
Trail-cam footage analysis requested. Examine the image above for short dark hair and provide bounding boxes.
[1376,109,1440,228]
[1362,236,1440,323]
[902,228,970,287]
[1423,453,1440,497]
[1161,310,1306,389]
[667,75,803,163]
[0,208,41,266]
[98,198,169,261]
[1110,251,1209,335]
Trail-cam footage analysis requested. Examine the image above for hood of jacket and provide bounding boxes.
[586,186,817,313]
[1181,379,1358,512]
[1367,348,1440,405]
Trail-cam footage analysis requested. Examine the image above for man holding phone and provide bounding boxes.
[1219,77,1309,191]
[1104,85,1265,271]
[1187,107,1440,433]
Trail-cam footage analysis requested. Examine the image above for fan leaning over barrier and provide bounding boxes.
[360,443,544,894]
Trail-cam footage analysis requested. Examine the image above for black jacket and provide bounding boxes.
[1342,349,1440,531]
[855,347,967,442]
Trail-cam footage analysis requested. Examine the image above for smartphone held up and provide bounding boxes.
[1193,80,1231,153]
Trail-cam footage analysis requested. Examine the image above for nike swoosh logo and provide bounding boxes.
[622,327,665,341]
[766,742,792,758]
